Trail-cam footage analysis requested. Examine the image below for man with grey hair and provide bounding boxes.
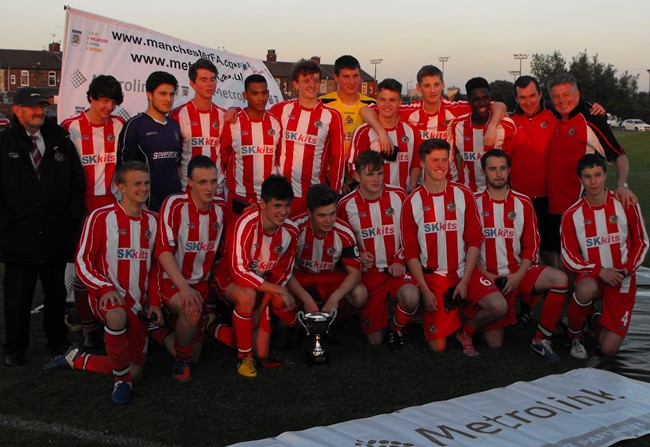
[546,73,635,254]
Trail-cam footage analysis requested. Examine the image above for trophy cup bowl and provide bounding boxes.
[297,310,336,366]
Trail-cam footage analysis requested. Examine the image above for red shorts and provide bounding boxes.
[422,269,499,340]
[576,272,637,337]
[292,269,347,303]
[85,194,117,215]
[483,265,547,332]
[360,271,418,334]
[89,295,149,366]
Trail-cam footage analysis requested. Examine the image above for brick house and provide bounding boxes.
[0,42,62,103]
[263,50,377,100]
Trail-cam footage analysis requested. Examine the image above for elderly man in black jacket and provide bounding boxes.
[0,87,85,366]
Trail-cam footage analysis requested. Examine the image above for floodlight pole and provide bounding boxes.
[513,54,529,76]
[370,59,383,82]
[647,69,650,92]
[439,56,449,74]
[509,70,520,82]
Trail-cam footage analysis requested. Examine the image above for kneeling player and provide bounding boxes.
[475,150,568,360]
[289,184,367,336]
[155,156,227,382]
[212,175,300,378]
[562,154,648,359]
[47,161,161,405]
[400,139,507,355]
[338,150,420,347]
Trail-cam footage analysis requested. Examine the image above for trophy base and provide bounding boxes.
[305,351,330,366]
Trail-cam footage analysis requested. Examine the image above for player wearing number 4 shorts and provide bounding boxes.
[475,150,568,361]
[561,154,648,360]
[399,139,506,355]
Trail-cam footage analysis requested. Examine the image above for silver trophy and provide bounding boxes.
[297,310,337,366]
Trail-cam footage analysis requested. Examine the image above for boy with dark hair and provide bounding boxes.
[349,78,421,192]
[62,74,126,349]
[118,71,182,212]
[561,154,648,359]
[169,58,227,194]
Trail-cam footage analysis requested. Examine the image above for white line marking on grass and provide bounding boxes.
[0,414,178,447]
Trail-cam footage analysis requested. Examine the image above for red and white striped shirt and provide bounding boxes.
[398,98,470,141]
[62,112,124,198]
[337,185,406,270]
[270,100,345,197]
[292,212,361,274]
[400,182,483,278]
[76,202,159,310]
[215,209,299,289]
[475,188,539,276]
[155,191,227,284]
[348,121,421,190]
[561,190,648,276]
[221,109,281,202]
[450,115,516,193]
[169,100,226,191]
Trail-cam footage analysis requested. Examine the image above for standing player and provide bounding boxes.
[561,154,648,359]
[169,58,227,195]
[271,59,345,215]
[154,155,227,382]
[338,151,420,348]
[47,161,161,405]
[363,65,507,179]
[212,175,299,378]
[349,78,421,192]
[399,139,506,355]
[289,184,367,326]
[475,150,569,361]
[220,74,281,213]
[118,71,182,212]
[62,74,125,349]
[450,77,516,193]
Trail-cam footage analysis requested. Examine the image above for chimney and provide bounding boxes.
[48,42,61,52]
[310,56,321,65]
[266,49,277,63]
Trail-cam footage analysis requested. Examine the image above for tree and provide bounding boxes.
[530,51,567,90]
[489,80,516,112]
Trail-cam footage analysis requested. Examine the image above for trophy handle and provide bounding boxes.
[296,311,309,334]
[327,308,337,332]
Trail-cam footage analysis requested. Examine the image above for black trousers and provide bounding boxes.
[2,261,68,356]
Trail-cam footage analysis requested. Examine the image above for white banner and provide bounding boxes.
[232,368,650,447]
[58,7,282,123]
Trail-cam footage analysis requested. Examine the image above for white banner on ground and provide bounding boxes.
[58,7,282,123]
[232,368,650,447]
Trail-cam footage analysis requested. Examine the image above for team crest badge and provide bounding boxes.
[541,121,548,128]
[213,222,220,230]
[447,202,456,211]
[145,230,152,239]
[274,245,283,254]
[385,207,395,216]
[609,215,618,223]
[327,247,336,256]
[345,116,353,125]
[401,135,410,143]
[428,324,437,334]
[314,120,323,128]
[107,134,115,142]
[507,211,517,220]
[443,119,450,127]
[268,128,275,136]
[212,121,219,129]
[54,152,65,162]
[568,127,576,135]
[363,318,372,327]
[71,29,81,47]
[181,87,189,98]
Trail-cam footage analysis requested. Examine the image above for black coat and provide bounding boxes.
[0,116,86,263]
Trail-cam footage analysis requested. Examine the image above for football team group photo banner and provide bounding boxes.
[58,7,282,123]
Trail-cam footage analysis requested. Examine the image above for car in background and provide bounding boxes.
[620,119,650,132]
[0,112,10,130]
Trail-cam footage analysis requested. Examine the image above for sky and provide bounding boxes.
[4,0,650,92]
